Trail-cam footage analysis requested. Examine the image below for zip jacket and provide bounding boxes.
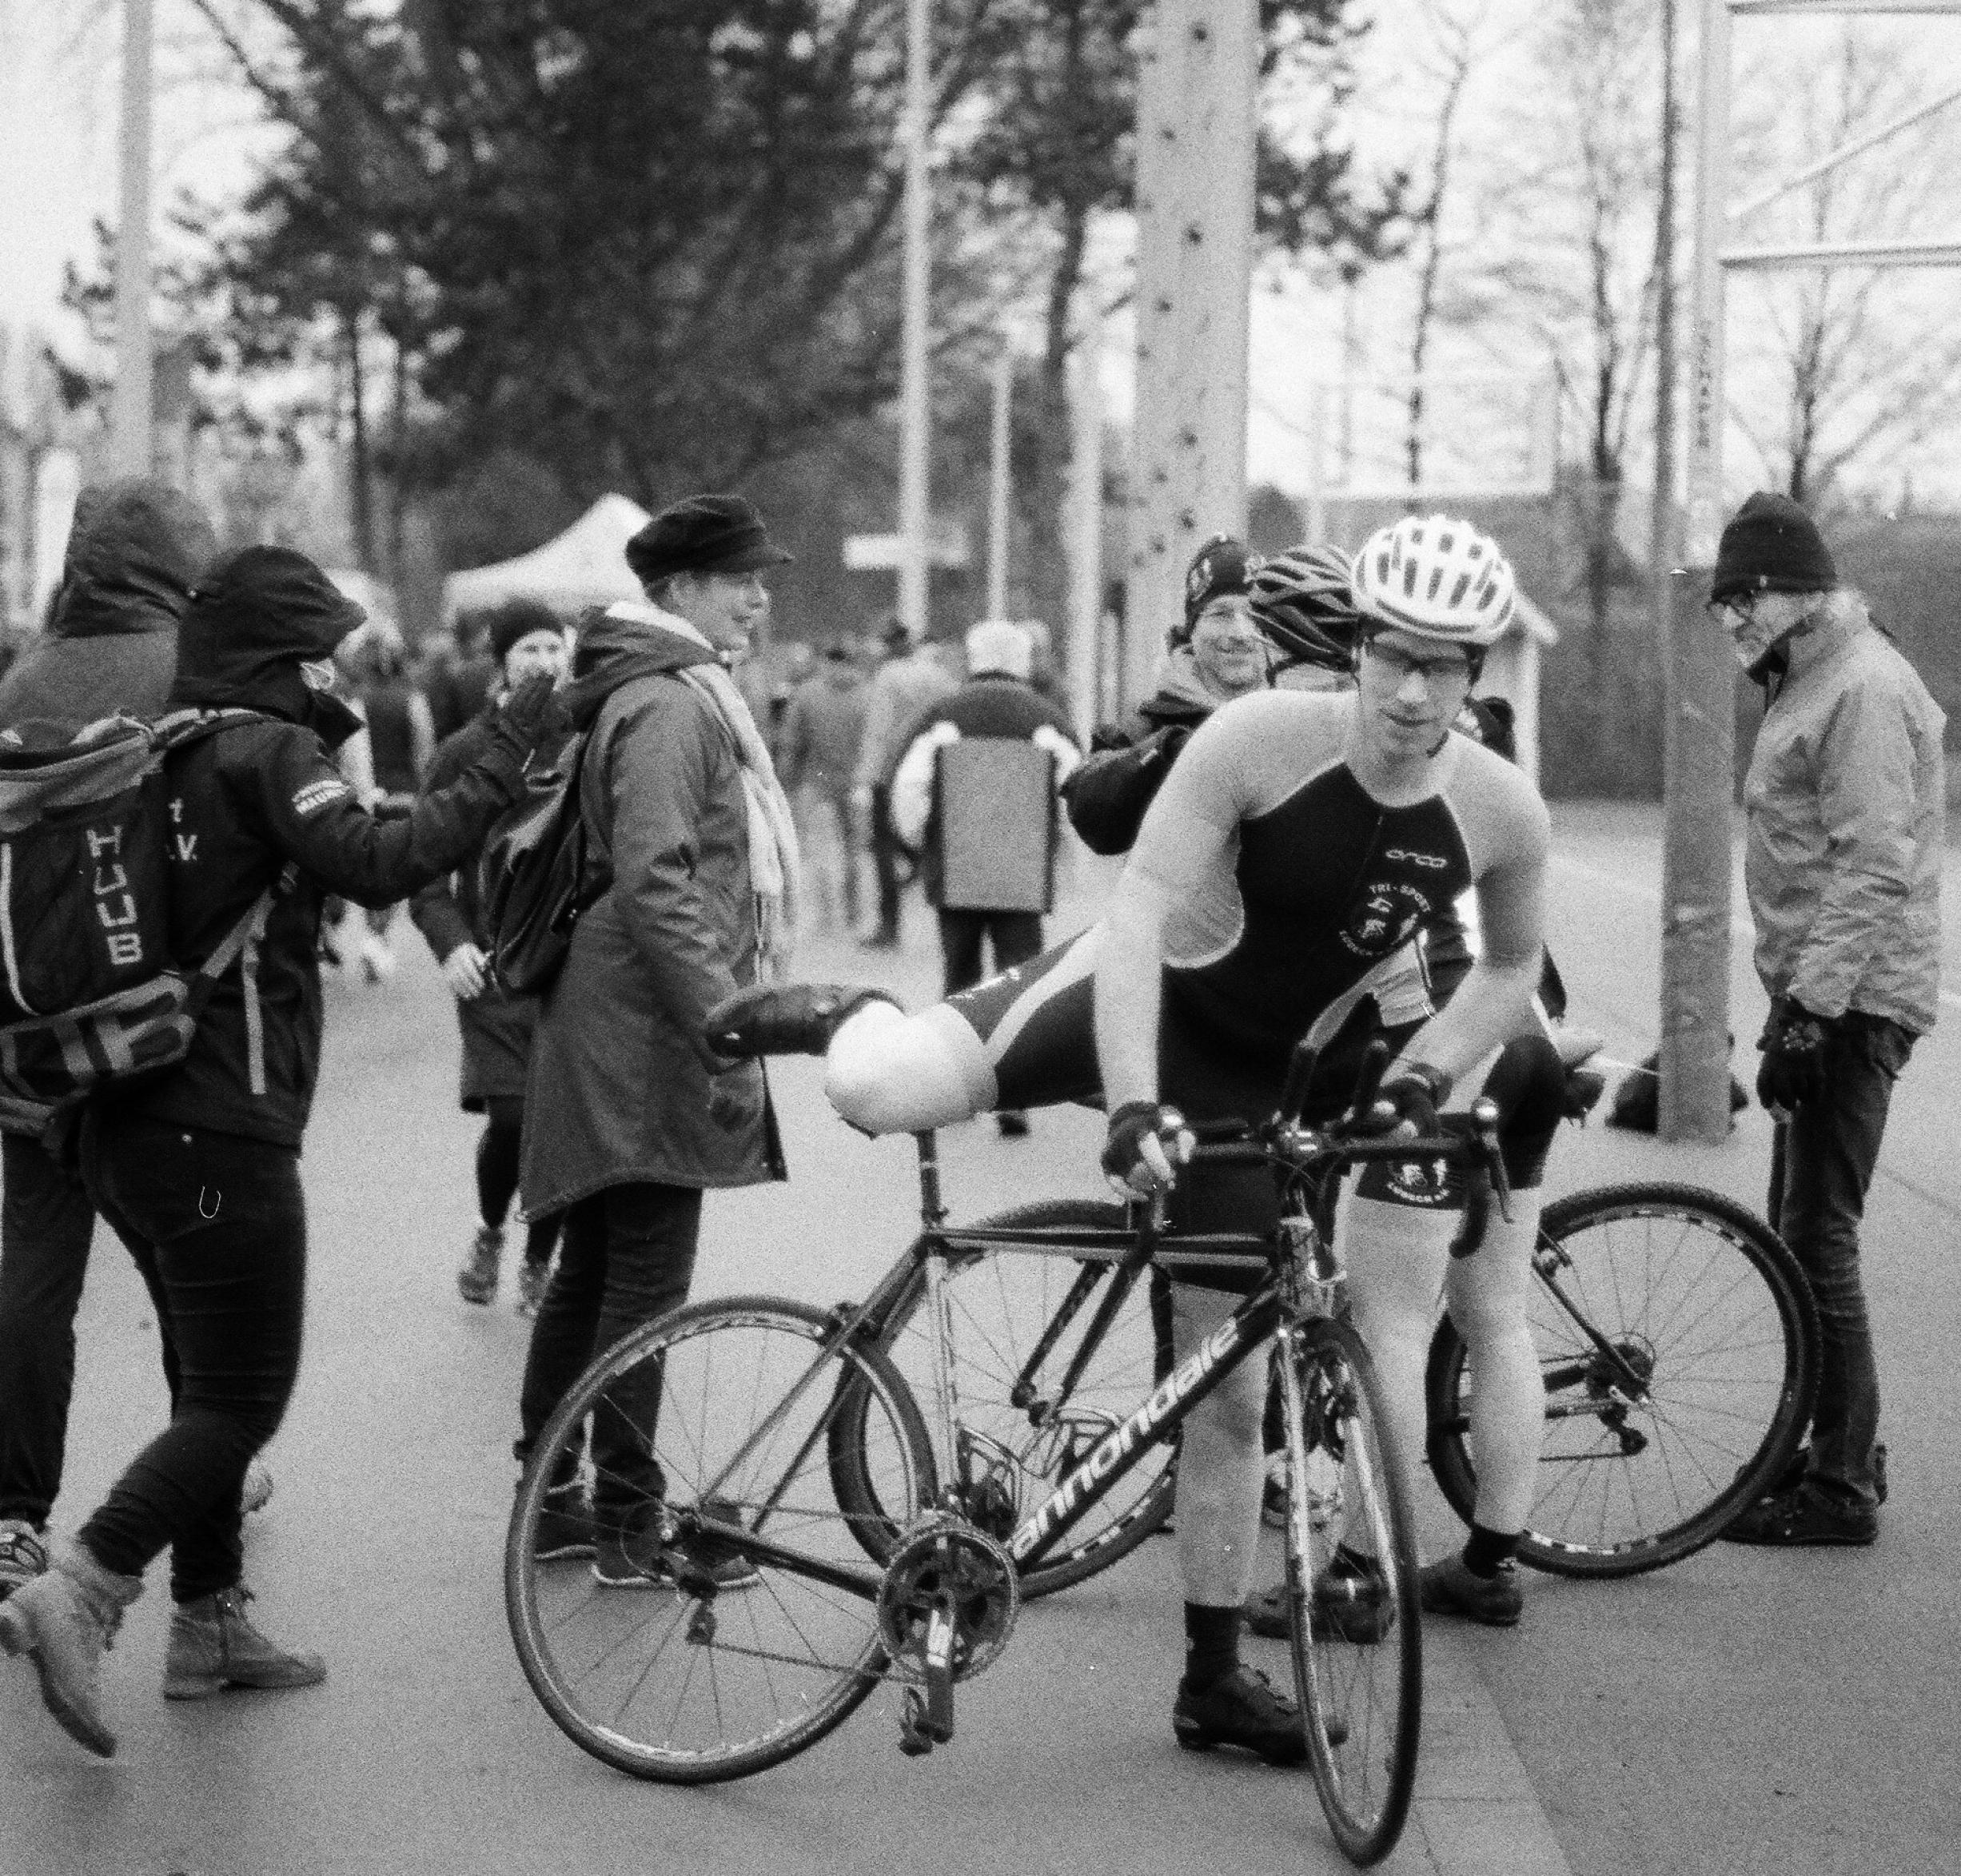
[1745,608,1945,1033]
[106,548,531,1145]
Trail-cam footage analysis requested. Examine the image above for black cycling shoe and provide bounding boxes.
[1244,1555,1394,1644]
[1173,1664,1310,1766]
[703,984,898,1059]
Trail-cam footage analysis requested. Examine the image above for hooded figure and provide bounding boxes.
[0,480,216,729]
[0,480,218,1646]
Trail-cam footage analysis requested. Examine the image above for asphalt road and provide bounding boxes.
[2,810,1955,1875]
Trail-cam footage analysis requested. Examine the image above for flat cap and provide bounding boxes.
[625,494,792,586]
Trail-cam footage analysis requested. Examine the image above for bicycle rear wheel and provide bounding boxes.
[1279,1317,1421,1868]
[508,1295,935,1782]
[835,1200,1176,1599]
[1425,1183,1818,1578]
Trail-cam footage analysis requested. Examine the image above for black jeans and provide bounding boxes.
[476,1097,561,1266]
[76,1117,307,1601]
[0,1134,177,1529]
[937,909,1044,999]
[868,783,904,939]
[516,1181,703,1516]
[1771,1010,1914,1511]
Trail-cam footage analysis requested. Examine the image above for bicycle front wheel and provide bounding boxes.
[1279,1318,1421,1868]
[836,1200,1176,1599]
[1425,1183,1818,1578]
[508,1295,936,1782]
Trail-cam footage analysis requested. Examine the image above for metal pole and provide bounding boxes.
[1304,379,1328,544]
[898,0,932,642]
[1066,312,1106,739]
[986,349,1011,619]
[112,0,155,479]
[1660,0,1737,1142]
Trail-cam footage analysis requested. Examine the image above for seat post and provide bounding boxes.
[913,1130,947,1229]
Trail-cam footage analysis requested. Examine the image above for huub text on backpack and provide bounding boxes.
[0,707,277,1139]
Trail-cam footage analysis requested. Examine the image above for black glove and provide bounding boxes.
[707,1061,767,1133]
[1756,997,1832,1111]
[1352,1062,1452,1140]
[1101,1101,1190,1193]
[484,673,569,763]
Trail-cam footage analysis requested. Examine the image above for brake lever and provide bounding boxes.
[1446,1097,1509,1261]
[1471,1095,1513,1223]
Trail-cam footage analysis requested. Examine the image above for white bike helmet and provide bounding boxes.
[1352,515,1515,647]
[1246,544,1360,671]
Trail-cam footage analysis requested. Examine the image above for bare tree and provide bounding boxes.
[1728,24,1961,515]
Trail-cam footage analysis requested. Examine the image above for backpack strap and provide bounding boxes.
[185,862,297,1099]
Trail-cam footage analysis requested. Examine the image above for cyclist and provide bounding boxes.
[715,515,1556,1762]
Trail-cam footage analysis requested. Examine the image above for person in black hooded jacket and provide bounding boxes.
[0,545,562,1760]
[0,481,214,1613]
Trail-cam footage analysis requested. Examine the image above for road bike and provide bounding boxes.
[837,1036,1817,1587]
[507,1044,1504,1864]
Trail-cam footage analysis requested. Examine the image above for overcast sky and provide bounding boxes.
[3,2,1955,509]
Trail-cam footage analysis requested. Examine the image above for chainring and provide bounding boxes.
[875,1513,1020,1683]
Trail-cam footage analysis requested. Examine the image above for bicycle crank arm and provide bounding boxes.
[898,1603,959,1757]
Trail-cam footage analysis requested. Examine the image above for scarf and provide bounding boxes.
[650,627,801,979]
[1149,643,1271,714]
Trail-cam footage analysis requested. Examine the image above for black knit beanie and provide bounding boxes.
[1709,492,1836,603]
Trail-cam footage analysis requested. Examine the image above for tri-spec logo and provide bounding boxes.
[1009,1317,1240,1563]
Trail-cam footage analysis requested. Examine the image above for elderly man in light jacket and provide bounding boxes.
[1710,492,1943,1548]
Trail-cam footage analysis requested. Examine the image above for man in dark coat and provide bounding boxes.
[0,544,562,1758]
[409,599,571,1312]
[514,493,799,1586]
[0,481,215,1610]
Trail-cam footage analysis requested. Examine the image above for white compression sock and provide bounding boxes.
[1441,1194,1544,1535]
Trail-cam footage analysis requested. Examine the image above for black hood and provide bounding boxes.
[48,480,218,642]
[171,545,368,728]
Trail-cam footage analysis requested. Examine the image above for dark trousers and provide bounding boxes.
[516,1181,703,1516]
[76,1117,306,1601]
[476,1097,561,1266]
[1771,1011,1913,1511]
[937,909,1044,999]
[0,1135,177,1529]
[868,783,904,940]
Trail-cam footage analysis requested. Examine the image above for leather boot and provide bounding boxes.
[0,1543,144,1758]
[164,1584,327,1699]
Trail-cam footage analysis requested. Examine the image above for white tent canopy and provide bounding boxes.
[441,493,652,621]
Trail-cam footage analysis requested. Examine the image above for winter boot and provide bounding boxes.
[0,1543,143,1757]
[163,1584,326,1699]
[457,1223,503,1305]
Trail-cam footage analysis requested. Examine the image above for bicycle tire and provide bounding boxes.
[831,1199,1177,1599]
[1425,1183,1818,1578]
[1280,1317,1422,1867]
[507,1294,936,1782]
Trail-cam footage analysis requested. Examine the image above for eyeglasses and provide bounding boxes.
[1361,640,1473,687]
[1706,591,1762,624]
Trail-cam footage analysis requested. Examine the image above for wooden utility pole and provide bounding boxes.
[1066,310,1106,737]
[112,0,155,478]
[1124,3,1256,704]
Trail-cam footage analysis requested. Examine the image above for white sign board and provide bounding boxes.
[843,528,970,571]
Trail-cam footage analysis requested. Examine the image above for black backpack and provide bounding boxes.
[477,734,609,996]
[0,708,277,1138]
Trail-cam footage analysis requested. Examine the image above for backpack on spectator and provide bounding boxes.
[477,733,609,996]
[0,707,277,1140]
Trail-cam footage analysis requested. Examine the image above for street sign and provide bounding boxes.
[843,528,970,571]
